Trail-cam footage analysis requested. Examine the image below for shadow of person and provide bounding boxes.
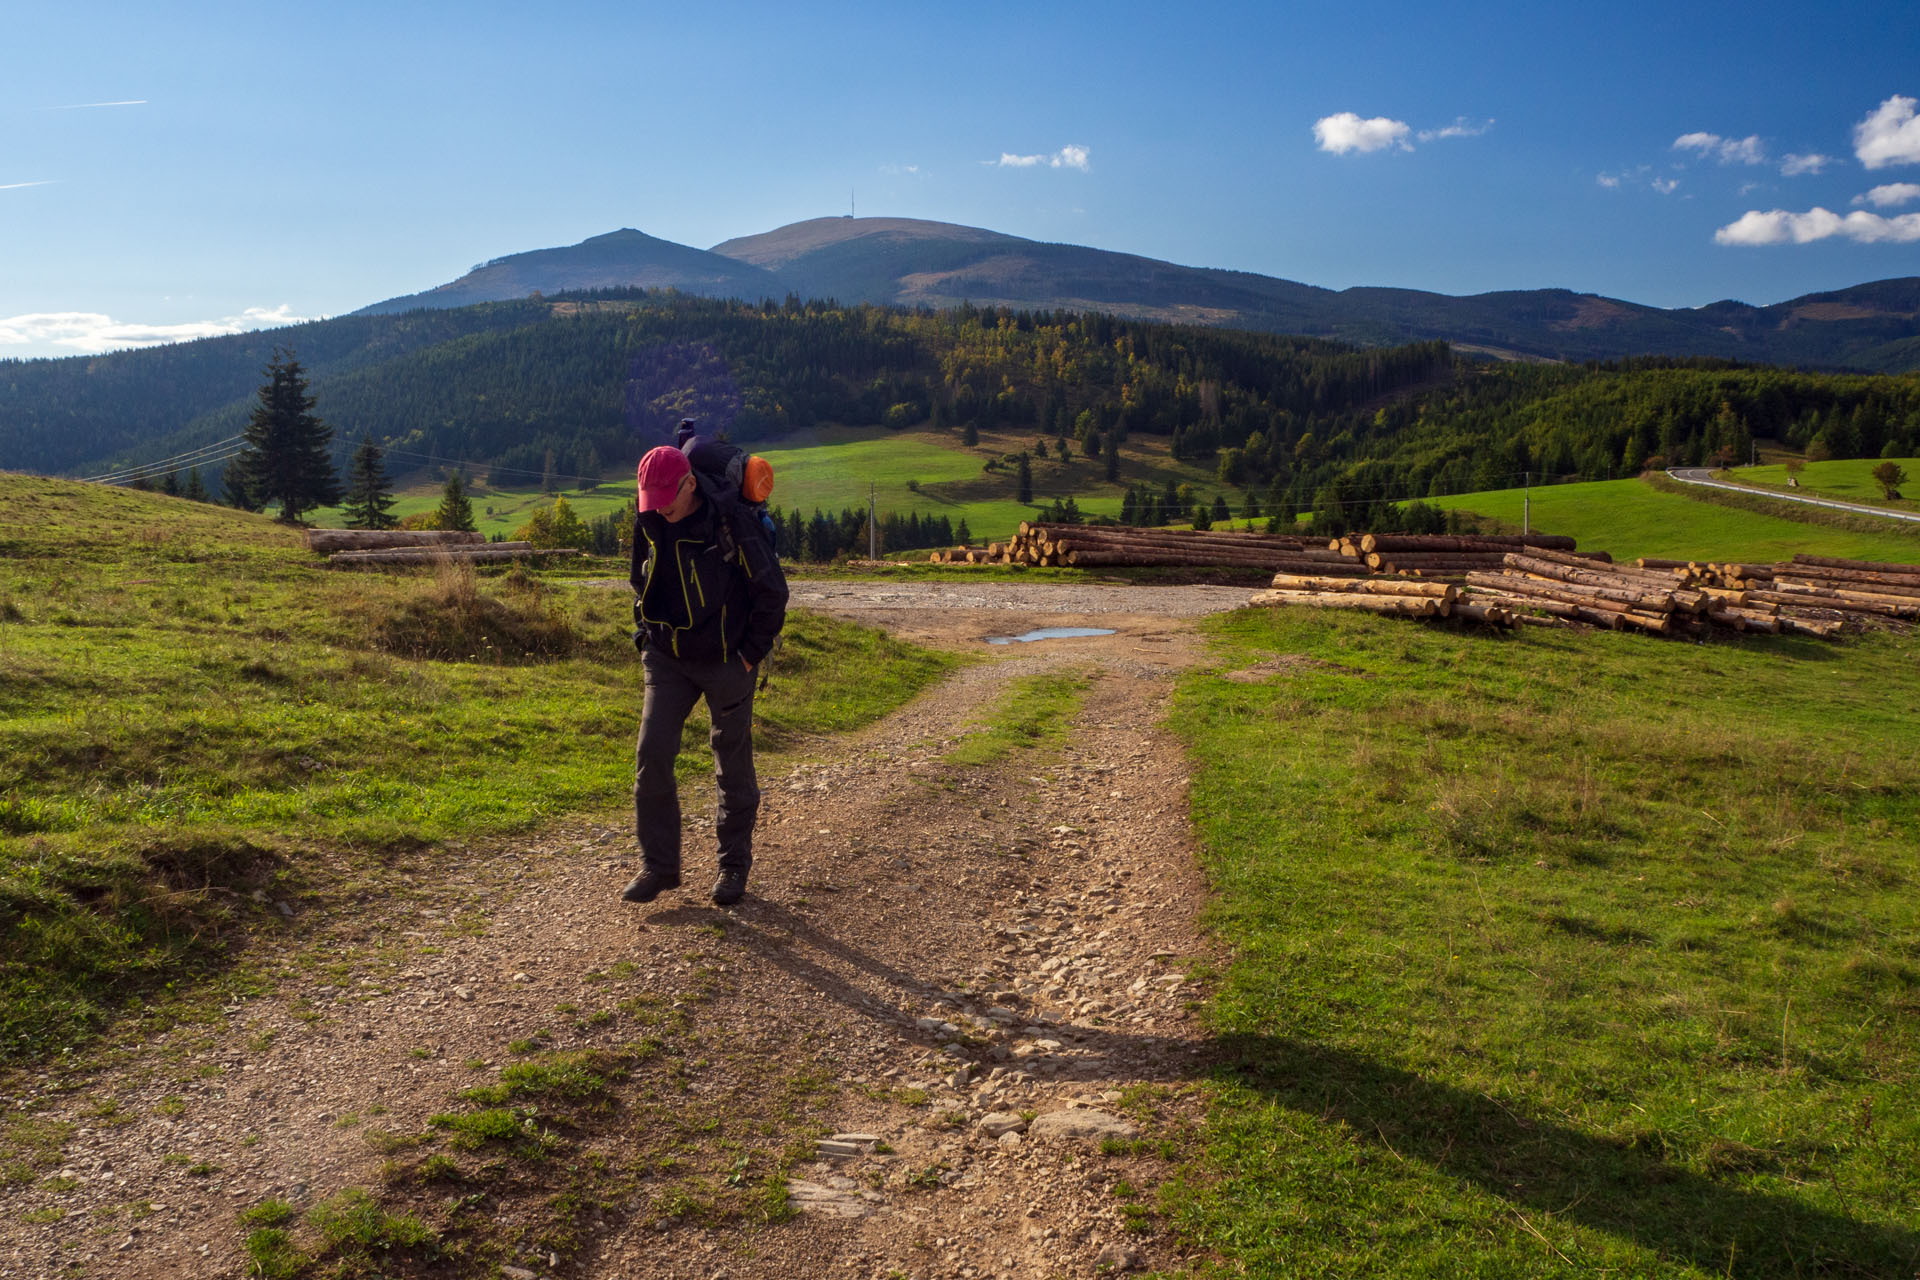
[646,900,1920,1277]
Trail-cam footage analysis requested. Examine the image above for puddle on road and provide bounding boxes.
[984,627,1117,645]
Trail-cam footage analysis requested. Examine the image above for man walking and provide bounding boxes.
[622,444,788,907]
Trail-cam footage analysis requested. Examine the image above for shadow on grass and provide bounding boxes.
[682,896,1919,1279]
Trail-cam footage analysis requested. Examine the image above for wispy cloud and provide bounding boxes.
[1855,182,1920,208]
[879,163,921,176]
[1416,116,1494,143]
[1673,132,1767,165]
[1714,206,1920,246]
[991,145,1090,171]
[1595,173,1621,189]
[44,99,147,110]
[1651,177,1680,195]
[0,180,58,191]
[0,304,313,355]
[1854,94,1920,169]
[1313,112,1411,154]
[1780,153,1833,176]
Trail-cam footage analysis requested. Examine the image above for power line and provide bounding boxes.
[81,434,248,483]
[87,447,248,486]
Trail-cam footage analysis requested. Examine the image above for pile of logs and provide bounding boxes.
[930,523,1371,574]
[1638,553,1920,628]
[1242,539,1920,641]
[1249,575,1519,626]
[1326,531,1587,575]
[303,528,582,568]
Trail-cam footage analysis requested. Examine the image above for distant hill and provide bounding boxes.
[356,229,783,315]
[353,217,1920,372]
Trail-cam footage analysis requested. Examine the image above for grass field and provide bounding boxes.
[309,424,1253,544]
[0,475,958,1063]
[1171,609,1920,1277]
[1723,456,1920,514]
[1426,475,1920,564]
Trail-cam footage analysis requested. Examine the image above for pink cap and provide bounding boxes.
[636,446,692,511]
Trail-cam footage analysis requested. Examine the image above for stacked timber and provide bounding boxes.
[1638,553,1920,628]
[1465,550,1842,637]
[1325,532,1603,576]
[304,529,485,554]
[326,541,583,568]
[1250,573,1519,628]
[932,523,1368,573]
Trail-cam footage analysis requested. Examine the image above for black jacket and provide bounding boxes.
[630,499,788,664]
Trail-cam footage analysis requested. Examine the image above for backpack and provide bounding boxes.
[679,436,779,560]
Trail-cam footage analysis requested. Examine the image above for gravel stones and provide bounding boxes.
[1026,1108,1140,1144]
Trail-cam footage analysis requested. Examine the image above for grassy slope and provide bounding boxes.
[1724,457,1920,515]
[0,474,958,1062]
[1424,475,1920,564]
[310,424,1249,544]
[1172,609,1920,1277]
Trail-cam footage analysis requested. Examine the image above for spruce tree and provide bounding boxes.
[1015,454,1033,504]
[183,469,210,503]
[955,518,971,545]
[230,348,340,523]
[434,471,477,532]
[1103,430,1121,481]
[343,439,399,529]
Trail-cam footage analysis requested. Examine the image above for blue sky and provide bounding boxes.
[3,0,1918,358]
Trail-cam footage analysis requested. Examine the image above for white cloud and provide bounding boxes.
[1652,177,1680,194]
[992,145,1090,171]
[0,304,313,355]
[1855,95,1920,169]
[0,180,57,191]
[1714,206,1920,246]
[1856,182,1920,208]
[1674,131,1766,165]
[1596,173,1621,189]
[1780,153,1833,176]
[45,99,146,110]
[1416,116,1493,142]
[1313,112,1411,154]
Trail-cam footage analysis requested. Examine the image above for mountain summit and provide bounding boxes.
[357,228,781,316]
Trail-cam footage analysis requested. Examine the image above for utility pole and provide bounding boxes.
[868,482,877,560]
[1523,471,1531,536]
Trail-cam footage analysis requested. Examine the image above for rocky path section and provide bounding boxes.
[1,593,1230,1280]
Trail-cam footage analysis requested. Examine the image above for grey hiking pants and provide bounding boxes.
[635,648,761,878]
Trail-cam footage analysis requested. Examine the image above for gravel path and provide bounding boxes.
[1,596,1234,1279]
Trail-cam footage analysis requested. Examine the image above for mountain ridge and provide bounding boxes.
[349,217,1920,371]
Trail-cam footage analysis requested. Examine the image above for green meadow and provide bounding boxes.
[311,423,1254,545]
[1425,475,1920,564]
[1171,608,1920,1277]
[0,474,957,1062]
[1728,456,1920,513]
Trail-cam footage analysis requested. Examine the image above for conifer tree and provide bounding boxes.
[955,517,971,545]
[1015,454,1033,504]
[1103,430,1121,481]
[158,470,181,497]
[343,439,399,529]
[434,471,477,532]
[183,469,210,503]
[229,348,340,523]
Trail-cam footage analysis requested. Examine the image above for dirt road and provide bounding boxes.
[2,582,1248,1280]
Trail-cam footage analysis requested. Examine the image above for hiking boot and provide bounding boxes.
[620,869,680,904]
[711,870,748,906]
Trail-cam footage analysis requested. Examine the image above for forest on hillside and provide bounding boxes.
[6,290,1918,526]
